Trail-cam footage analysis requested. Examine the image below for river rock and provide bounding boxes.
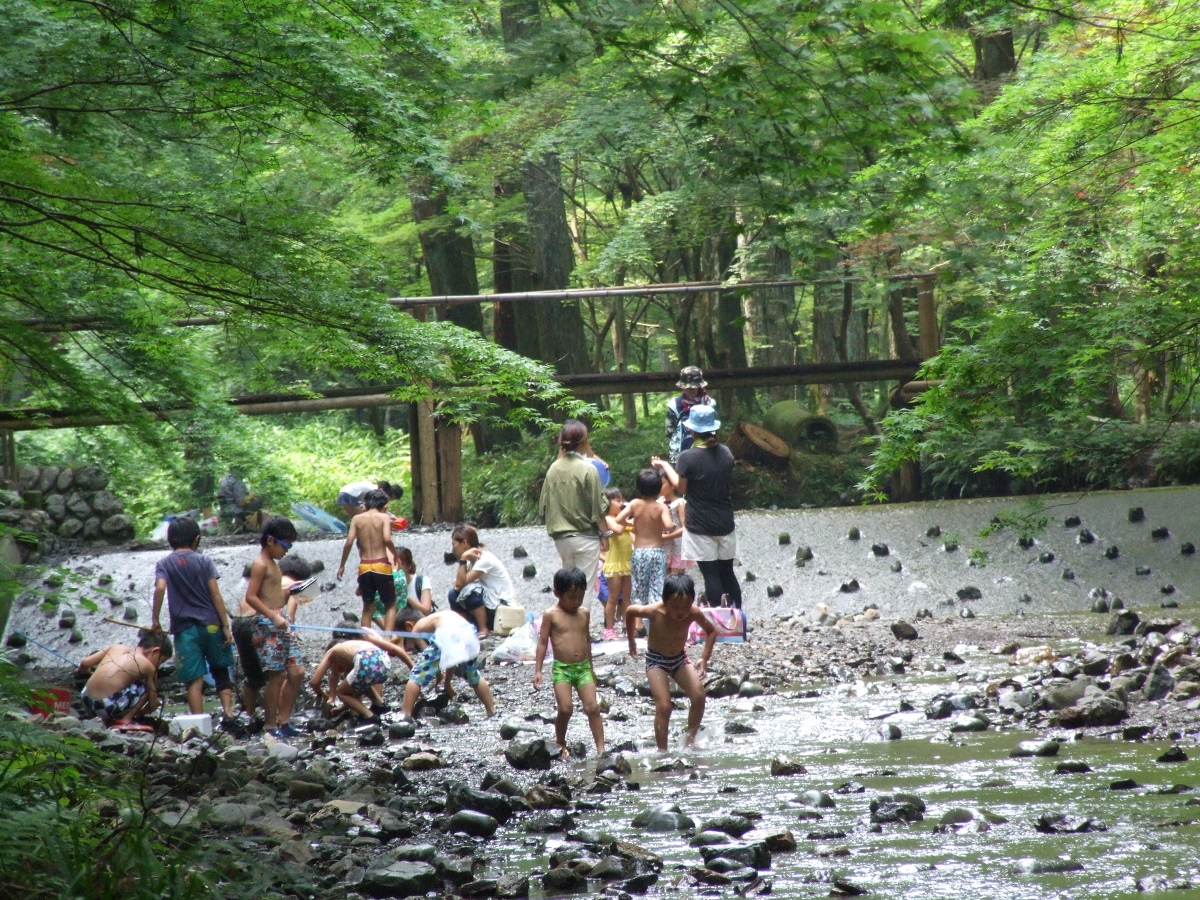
[847,527,860,541]
[388,721,417,740]
[206,802,263,828]
[891,621,919,641]
[1145,663,1176,701]
[762,829,797,852]
[699,841,771,870]
[499,719,539,740]
[449,810,498,838]
[438,703,469,725]
[1055,692,1127,727]
[101,514,135,542]
[634,803,694,832]
[541,865,586,893]
[58,517,83,538]
[58,609,76,628]
[1107,610,1140,636]
[869,793,925,824]
[1010,740,1059,758]
[1157,746,1188,763]
[691,830,731,846]
[55,468,75,492]
[1035,812,1105,834]
[872,543,889,557]
[504,738,557,770]
[1105,544,1120,559]
[1054,761,1092,774]
[447,782,514,823]
[877,723,902,740]
[770,756,807,776]
[1014,858,1083,874]
[798,790,836,808]
[698,815,753,837]
[401,752,442,771]
[267,741,299,761]
[363,860,438,897]
[288,780,327,802]
[949,712,989,732]
[725,719,757,735]
[75,466,109,491]
[1183,542,1196,555]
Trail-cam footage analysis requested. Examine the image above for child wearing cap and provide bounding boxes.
[665,366,716,464]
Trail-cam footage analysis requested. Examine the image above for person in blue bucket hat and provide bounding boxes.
[651,403,743,611]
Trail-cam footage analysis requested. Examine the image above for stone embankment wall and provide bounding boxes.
[0,465,135,560]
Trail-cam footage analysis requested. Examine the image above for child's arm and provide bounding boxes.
[208,578,233,645]
[614,502,636,528]
[409,579,433,616]
[336,520,358,580]
[533,612,553,689]
[244,557,287,627]
[605,513,626,535]
[143,662,160,712]
[79,647,107,672]
[309,650,332,696]
[150,577,168,632]
[651,457,686,495]
[660,503,680,540]
[693,609,718,676]
[624,605,648,656]
[362,631,413,668]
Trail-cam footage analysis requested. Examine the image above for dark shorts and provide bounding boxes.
[448,585,495,629]
[81,683,146,724]
[232,615,267,690]
[359,571,396,612]
[336,491,362,507]
[175,623,234,688]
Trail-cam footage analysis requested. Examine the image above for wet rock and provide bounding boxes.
[1018,536,1035,549]
[267,742,299,761]
[889,560,903,572]
[959,607,976,619]
[706,675,741,698]
[621,872,659,893]
[1010,740,1059,758]
[891,621,919,641]
[388,721,417,740]
[1182,542,1196,556]
[449,810,498,838]
[438,703,469,725]
[1129,506,1145,523]
[357,726,385,746]
[1162,598,1179,609]
[838,579,860,593]
[869,793,925,824]
[504,738,557,771]
[926,525,941,538]
[206,802,263,829]
[1014,858,1083,875]
[795,546,813,562]
[1054,761,1092,774]
[943,539,958,552]
[122,605,138,623]
[1107,610,1140,636]
[770,756,807,776]
[744,571,757,581]
[776,532,791,545]
[1092,598,1111,613]
[698,815,753,837]
[58,610,75,628]
[1145,663,1176,701]
[523,811,574,832]
[400,752,443,771]
[1038,551,1056,564]
[1062,568,1075,581]
[1056,693,1127,727]
[957,586,982,601]
[446,782,514,824]
[1035,813,1106,834]
[877,723,902,741]
[1110,778,1138,791]
[725,720,757,735]
[699,841,771,871]
[1064,515,1082,527]
[288,780,327,802]
[925,698,953,720]
[691,830,731,847]
[738,682,766,698]
[871,543,889,557]
[766,585,783,598]
[634,803,694,832]
[499,719,539,740]
[512,546,527,558]
[1151,526,1170,540]
[495,873,530,898]
[5,631,26,648]
[524,785,569,809]
[1136,566,1153,576]
[363,860,438,897]
[522,564,537,579]
[1157,746,1188,763]
[799,790,836,808]
[1078,529,1095,544]
[847,527,860,541]
[588,856,631,880]
[949,712,989,732]
[1105,545,1120,560]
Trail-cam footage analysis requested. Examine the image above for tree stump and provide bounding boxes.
[727,422,789,468]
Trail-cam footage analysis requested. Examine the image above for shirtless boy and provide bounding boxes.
[616,468,675,633]
[310,633,412,725]
[625,573,716,750]
[244,515,305,739]
[78,630,173,726]
[401,610,496,720]
[533,567,605,757]
[337,489,399,632]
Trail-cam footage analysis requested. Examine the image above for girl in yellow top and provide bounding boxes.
[601,487,632,640]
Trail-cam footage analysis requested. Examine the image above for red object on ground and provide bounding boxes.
[391,516,408,531]
[28,686,71,719]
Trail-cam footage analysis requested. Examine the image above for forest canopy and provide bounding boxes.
[5,0,1200,507]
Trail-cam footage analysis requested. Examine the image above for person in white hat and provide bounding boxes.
[652,404,742,610]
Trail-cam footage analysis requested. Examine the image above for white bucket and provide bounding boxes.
[168,713,213,738]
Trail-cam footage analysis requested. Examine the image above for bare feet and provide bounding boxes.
[555,744,569,759]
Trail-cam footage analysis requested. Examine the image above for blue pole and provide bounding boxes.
[286,622,431,642]
[11,631,77,666]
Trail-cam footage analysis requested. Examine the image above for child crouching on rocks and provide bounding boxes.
[309,632,412,725]
[533,567,605,758]
[626,573,716,750]
[78,630,173,727]
[401,610,496,720]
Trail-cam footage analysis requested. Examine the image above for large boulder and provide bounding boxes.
[75,466,110,491]
[91,490,123,517]
[100,514,135,543]
[363,861,438,898]
[504,738,557,771]
[66,491,91,518]
[446,782,513,824]
[44,493,66,521]
[57,517,83,538]
[698,841,771,871]
[55,468,75,492]
[37,466,60,493]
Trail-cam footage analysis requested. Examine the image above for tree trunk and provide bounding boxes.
[410,186,483,334]
[500,0,539,45]
[492,180,539,359]
[887,283,919,360]
[741,239,798,401]
[523,153,589,374]
[974,30,1017,79]
[837,279,879,434]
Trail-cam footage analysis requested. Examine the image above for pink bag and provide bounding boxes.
[687,605,747,644]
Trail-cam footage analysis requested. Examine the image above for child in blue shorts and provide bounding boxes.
[401,610,496,719]
[151,516,237,728]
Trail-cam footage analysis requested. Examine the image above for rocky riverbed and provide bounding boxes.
[7,487,1200,897]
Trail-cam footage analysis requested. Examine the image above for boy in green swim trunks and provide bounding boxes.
[533,567,606,757]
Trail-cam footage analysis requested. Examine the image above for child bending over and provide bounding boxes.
[310,632,412,725]
[626,574,716,750]
[401,610,496,720]
[78,630,173,727]
[534,567,605,757]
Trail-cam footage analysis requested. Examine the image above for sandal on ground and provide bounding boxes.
[602,629,617,641]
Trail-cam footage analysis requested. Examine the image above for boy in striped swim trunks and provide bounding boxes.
[626,573,717,750]
[533,567,605,757]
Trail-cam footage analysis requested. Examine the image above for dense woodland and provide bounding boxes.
[5,0,1200,514]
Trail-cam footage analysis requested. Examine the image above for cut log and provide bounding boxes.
[728,421,790,467]
[762,401,839,452]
